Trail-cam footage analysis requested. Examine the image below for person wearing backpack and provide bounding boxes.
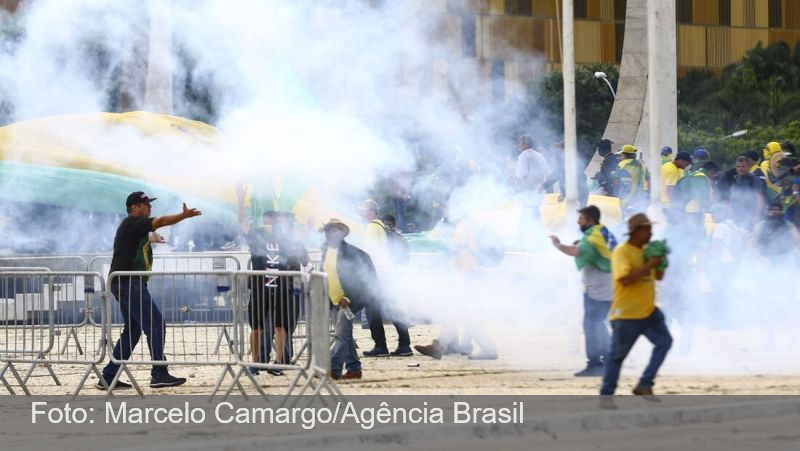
[358,199,412,357]
[381,214,410,265]
[611,145,650,217]
[594,139,619,196]
[661,151,691,206]
[672,161,718,243]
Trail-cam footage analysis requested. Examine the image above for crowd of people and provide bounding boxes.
[95,136,800,398]
[547,137,800,405]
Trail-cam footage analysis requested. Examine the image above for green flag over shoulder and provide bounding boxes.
[575,224,618,272]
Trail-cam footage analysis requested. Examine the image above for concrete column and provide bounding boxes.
[585,0,648,177]
[646,0,677,214]
[562,0,578,205]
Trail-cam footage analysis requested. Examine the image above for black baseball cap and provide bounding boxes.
[674,151,692,162]
[596,138,613,150]
[126,191,157,208]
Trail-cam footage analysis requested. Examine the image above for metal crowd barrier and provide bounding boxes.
[0,255,89,272]
[286,271,343,403]
[245,255,336,351]
[88,252,246,276]
[88,253,243,329]
[103,270,244,398]
[102,269,340,403]
[225,270,341,405]
[221,270,311,401]
[0,271,106,397]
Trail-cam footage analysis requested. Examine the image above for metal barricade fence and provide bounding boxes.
[0,267,91,357]
[223,270,309,400]
[88,252,247,276]
[225,270,341,405]
[287,271,343,403]
[104,270,243,397]
[88,253,244,328]
[103,269,341,402]
[0,255,89,272]
[0,271,106,398]
[245,254,336,357]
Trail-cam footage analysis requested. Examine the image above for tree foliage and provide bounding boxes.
[523,62,618,161]
[532,40,800,169]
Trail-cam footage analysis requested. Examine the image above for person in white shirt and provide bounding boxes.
[514,135,551,248]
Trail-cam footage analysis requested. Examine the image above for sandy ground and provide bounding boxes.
[4,323,800,451]
[5,322,800,396]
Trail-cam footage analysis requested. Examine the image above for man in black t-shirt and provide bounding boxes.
[98,191,201,390]
[236,185,310,376]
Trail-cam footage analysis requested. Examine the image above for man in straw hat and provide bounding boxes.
[600,213,672,406]
[320,218,381,380]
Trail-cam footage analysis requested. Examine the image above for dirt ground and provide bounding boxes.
[6,322,800,397]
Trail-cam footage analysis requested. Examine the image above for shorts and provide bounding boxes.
[247,275,300,330]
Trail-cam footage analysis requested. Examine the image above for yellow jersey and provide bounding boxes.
[365,220,388,245]
[610,241,656,320]
[660,161,684,204]
[323,248,345,305]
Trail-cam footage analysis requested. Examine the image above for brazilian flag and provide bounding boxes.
[575,224,617,272]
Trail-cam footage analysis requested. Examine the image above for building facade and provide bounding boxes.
[439,0,800,96]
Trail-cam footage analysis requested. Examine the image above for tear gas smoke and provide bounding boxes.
[1,0,798,378]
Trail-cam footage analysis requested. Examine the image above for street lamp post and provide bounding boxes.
[594,71,616,98]
[723,129,748,139]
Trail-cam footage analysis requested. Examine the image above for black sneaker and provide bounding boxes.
[363,347,390,357]
[390,346,413,357]
[266,368,285,376]
[149,373,187,388]
[95,376,132,391]
[574,365,605,377]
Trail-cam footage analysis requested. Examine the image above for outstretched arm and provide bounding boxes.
[549,235,580,257]
[152,203,202,230]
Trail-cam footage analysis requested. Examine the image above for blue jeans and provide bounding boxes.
[583,294,611,366]
[330,306,362,377]
[600,307,673,395]
[103,280,168,379]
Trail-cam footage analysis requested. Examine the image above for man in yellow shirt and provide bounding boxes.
[358,199,412,357]
[600,213,672,401]
[612,145,650,215]
[660,151,691,204]
[320,218,381,380]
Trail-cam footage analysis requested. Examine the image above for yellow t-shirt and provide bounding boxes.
[323,248,345,306]
[364,220,389,270]
[660,161,684,204]
[365,221,388,245]
[610,242,656,320]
